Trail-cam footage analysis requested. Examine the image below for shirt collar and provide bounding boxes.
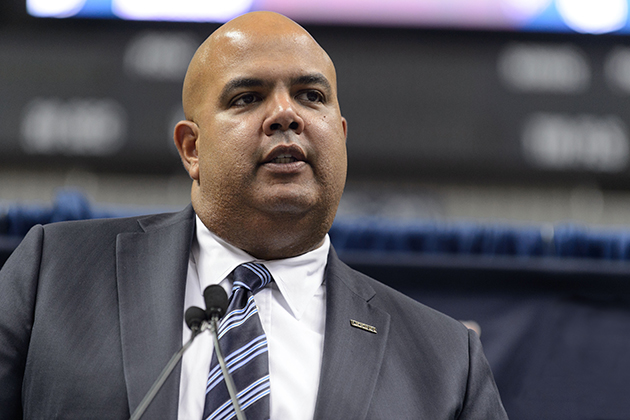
[193,215,330,320]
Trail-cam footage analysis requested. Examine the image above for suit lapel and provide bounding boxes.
[313,248,391,419]
[116,207,195,418]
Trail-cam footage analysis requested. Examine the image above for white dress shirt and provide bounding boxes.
[178,216,329,420]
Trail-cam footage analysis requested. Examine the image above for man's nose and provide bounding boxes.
[262,93,305,136]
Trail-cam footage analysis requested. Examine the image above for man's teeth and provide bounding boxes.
[272,154,297,164]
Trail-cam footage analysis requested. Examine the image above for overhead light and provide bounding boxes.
[111,0,255,22]
[556,0,628,34]
[27,0,86,18]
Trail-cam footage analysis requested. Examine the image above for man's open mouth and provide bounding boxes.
[271,154,299,164]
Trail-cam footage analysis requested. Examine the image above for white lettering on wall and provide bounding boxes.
[522,113,629,172]
[124,31,199,82]
[498,43,590,93]
[605,46,630,93]
[20,97,127,156]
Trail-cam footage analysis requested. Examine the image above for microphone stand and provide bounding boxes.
[129,322,208,420]
[129,287,245,420]
[208,316,247,420]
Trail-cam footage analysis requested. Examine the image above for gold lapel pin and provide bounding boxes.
[350,319,377,334]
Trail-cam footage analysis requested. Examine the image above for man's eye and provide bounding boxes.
[232,93,259,107]
[298,90,324,103]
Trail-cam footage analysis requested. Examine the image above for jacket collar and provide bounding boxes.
[314,247,391,419]
[116,205,195,418]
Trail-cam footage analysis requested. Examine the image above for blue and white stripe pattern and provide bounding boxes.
[203,263,273,420]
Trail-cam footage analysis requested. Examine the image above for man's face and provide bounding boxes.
[190,29,348,232]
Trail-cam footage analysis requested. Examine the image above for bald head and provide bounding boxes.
[182,12,336,121]
[173,11,347,259]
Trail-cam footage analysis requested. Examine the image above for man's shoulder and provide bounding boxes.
[327,250,466,333]
[360,268,462,329]
[41,206,194,238]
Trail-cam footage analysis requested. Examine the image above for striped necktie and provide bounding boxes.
[202,262,272,420]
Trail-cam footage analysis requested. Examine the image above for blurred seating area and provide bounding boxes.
[3,192,630,420]
[5,189,630,264]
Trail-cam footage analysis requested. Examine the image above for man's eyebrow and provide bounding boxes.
[218,73,333,104]
[291,73,333,95]
[219,77,268,104]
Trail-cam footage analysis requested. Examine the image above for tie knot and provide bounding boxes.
[232,262,273,295]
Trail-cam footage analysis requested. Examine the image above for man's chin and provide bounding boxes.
[260,198,315,215]
[255,187,320,215]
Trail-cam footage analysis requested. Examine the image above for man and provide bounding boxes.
[0,11,508,420]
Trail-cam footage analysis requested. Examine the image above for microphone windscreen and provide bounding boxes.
[204,284,229,319]
[185,306,207,331]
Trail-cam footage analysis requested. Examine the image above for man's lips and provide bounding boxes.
[261,145,309,174]
[270,154,298,164]
[262,144,307,165]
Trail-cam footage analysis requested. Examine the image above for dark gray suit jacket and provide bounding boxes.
[0,206,507,419]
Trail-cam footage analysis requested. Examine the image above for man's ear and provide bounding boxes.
[174,120,200,181]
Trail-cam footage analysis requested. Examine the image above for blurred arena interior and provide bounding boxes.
[4,1,630,419]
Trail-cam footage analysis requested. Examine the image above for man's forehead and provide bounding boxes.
[182,12,337,117]
[211,29,325,64]
[206,31,335,85]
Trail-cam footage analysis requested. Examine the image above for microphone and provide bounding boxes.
[185,305,208,334]
[204,284,228,321]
